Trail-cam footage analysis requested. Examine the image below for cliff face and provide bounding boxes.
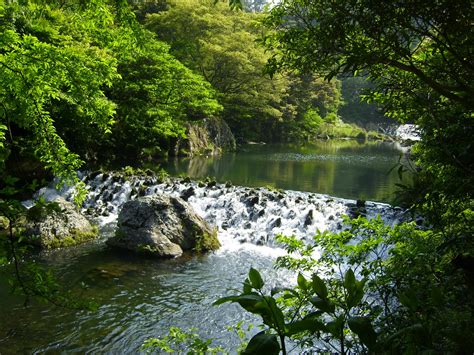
[175,117,236,156]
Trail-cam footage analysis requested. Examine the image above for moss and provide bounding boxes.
[137,243,160,255]
[194,228,220,253]
[43,225,99,249]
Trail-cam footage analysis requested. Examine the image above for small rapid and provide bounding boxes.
[36,172,406,252]
[2,147,411,353]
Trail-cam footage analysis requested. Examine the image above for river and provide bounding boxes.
[0,141,409,353]
[162,141,408,203]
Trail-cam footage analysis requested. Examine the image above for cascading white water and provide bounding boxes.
[6,172,411,353]
[34,172,406,252]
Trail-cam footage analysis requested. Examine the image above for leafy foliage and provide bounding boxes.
[215,265,377,354]
[145,0,344,142]
[142,326,225,354]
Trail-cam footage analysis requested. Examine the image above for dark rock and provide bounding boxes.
[270,217,282,229]
[247,195,259,206]
[304,210,314,226]
[87,170,102,181]
[107,194,220,258]
[356,199,366,208]
[180,187,195,201]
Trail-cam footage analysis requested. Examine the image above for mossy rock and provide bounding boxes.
[24,198,99,249]
[194,228,220,253]
[108,194,220,258]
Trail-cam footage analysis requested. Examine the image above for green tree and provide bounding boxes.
[263,0,473,203]
[0,0,221,303]
[146,0,289,142]
[0,0,118,184]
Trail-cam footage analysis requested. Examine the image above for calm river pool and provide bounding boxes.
[0,140,409,353]
[162,141,408,203]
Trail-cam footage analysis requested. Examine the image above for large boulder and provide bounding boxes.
[174,117,236,156]
[25,197,98,249]
[107,195,220,258]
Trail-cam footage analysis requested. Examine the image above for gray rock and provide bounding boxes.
[25,197,98,249]
[107,194,219,258]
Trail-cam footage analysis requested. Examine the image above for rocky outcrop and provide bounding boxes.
[107,194,220,258]
[25,197,98,249]
[175,117,236,156]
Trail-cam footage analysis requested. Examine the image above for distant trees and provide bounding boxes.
[146,0,342,142]
[262,0,473,199]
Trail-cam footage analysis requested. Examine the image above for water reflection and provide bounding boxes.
[162,141,409,203]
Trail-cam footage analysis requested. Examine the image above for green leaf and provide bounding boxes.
[243,278,252,294]
[326,316,344,337]
[248,268,264,290]
[344,269,356,291]
[310,296,336,313]
[348,317,377,350]
[264,296,285,331]
[286,317,327,335]
[242,331,280,355]
[398,289,419,311]
[213,295,237,306]
[344,269,365,308]
[311,274,328,299]
[297,272,309,291]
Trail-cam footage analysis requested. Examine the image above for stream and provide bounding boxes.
[0,141,410,353]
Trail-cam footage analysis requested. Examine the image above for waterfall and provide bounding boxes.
[33,172,406,251]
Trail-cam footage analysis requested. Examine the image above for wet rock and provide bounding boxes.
[107,194,220,258]
[269,217,282,229]
[287,210,296,219]
[304,210,314,226]
[246,195,259,207]
[138,185,147,197]
[24,197,98,249]
[356,199,366,208]
[180,187,195,201]
[86,170,102,182]
[207,180,217,188]
[102,191,113,202]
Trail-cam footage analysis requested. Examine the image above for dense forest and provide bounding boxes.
[0,0,473,353]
